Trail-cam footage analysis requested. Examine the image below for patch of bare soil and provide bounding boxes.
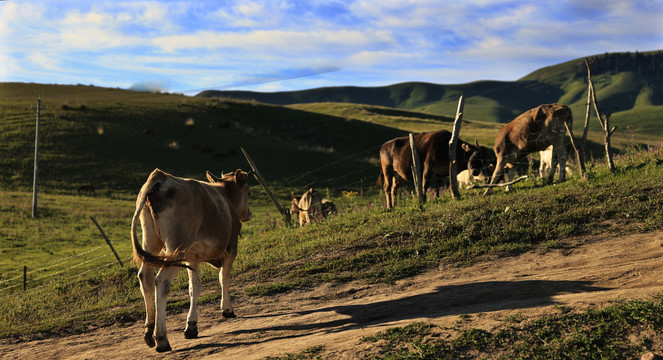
[2,230,663,359]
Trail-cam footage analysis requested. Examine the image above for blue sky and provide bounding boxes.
[1,0,661,94]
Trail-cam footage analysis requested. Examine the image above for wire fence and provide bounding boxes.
[0,230,130,294]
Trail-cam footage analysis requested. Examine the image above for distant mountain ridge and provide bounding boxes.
[198,50,663,135]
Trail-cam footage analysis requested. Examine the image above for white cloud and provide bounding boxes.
[152,28,395,54]
[0,0,661,90]
[26,52,63,72]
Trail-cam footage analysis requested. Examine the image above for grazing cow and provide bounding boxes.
[321,199,337,218]
[484,104,573,194]
[291,188,323,226]
[76,185,95,195]
[212,152,227,161]
[377,130,494,208]
[131,168,252,352]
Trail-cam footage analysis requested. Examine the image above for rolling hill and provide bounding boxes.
[0,83,411,194]
[199,50,663,136]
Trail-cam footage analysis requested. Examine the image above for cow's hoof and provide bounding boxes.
[154,336,171,352]
[144,334,155,348]
[222,311,236,318]
[155,343,172,353]
[184,321,198,339]
[144,324,155,348]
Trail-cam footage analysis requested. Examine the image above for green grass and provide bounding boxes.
[1,146,661,343]
[358,294,663,359]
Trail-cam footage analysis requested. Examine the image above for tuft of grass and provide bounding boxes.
[245,280,306,297]
[265,345,326,360]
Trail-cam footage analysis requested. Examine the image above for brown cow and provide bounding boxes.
[291,188,325,226]
[378,130,494,208]
[131,168,252,352]
[484,103,573,194]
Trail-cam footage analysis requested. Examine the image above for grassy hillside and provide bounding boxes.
[1,143,662,359]
[199,50,663,137]
[0,83,404,196]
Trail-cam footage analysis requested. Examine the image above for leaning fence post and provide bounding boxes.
[448,94,465,199]
[240,147,292,225]
[409,133,425,207]
[91,217,124,267]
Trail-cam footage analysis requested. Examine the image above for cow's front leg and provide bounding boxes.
[505,165,517,192]
[154,266,179,352]
[185,265,201,339]
[219,256,236,318]
[547,150,558,185]
[554,144,568,182]
[137,263,156,348]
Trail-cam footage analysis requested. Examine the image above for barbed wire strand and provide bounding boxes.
[0,245,108,285]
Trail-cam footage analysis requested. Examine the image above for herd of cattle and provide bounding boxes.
[130,103,578,352]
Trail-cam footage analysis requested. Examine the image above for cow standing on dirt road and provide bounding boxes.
[131,169,252,352]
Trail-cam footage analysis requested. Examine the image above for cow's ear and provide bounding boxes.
[206,170,222,183]
[461,143,472,152]
[234,169,248,186]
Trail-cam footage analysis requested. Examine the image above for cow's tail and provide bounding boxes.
[376,171,384,188]
[131,170,190,269]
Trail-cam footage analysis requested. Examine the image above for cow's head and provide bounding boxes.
[462,140,497,177]
[207,169,253,222]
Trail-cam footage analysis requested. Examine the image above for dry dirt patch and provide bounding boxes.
[2,230,663,359]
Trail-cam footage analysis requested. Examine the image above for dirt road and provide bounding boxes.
[2,230,663,359]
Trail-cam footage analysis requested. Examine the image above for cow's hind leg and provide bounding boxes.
[390,177,399,208]
[484,156,507,195]
[219,256,236,318]
[184,264,201,339]
[154,266,179,352]
[383,172,393,208]
[137,263,156,348]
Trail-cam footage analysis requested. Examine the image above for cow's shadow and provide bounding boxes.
[175,279,609,352]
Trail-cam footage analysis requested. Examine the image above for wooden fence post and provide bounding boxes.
[448,94,465,199]
[409,133,425,207]
[91,217,124,267]
[23,266,27,291]
[582,58,594,150]
[32,96,41,218]
[240,147,292,225]
[563,122,587,180]
[585,58,615,173]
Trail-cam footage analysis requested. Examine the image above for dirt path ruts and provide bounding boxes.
[2,230,663,359]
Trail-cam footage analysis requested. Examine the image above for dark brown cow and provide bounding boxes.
[484,103,573,194]
[131,169,252,352]
[378,130,494,208]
